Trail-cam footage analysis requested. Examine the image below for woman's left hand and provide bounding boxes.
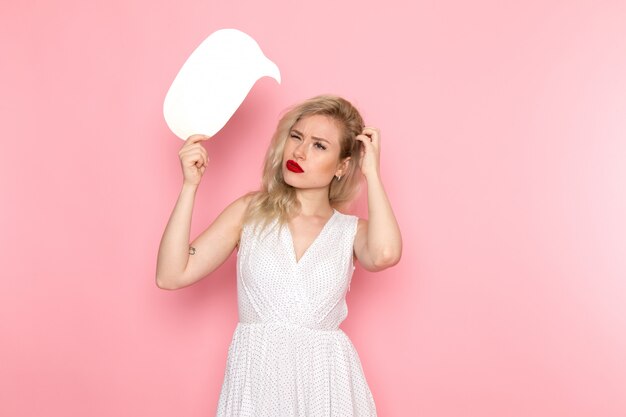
[355,127,381,179]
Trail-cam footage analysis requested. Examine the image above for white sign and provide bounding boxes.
[163,28,281,140]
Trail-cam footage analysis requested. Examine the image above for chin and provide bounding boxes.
[282,169,297,187]
[284,175,310,190]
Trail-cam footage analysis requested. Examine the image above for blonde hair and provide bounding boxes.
[242,94,365,233]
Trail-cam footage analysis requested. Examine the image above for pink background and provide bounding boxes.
[2,1,626,416]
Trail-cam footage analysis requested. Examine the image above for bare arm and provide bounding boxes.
[155,191,251,290]
[155,183,199,289]
[352,127,402,271]
[179,193,251,288]
[155,133,251,289]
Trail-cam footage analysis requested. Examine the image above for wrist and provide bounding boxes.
[363,169,382,183]
[182,182,199,192]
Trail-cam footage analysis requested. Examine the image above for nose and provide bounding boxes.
[292,140,306,160]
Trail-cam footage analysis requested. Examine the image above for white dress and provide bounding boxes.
[215,209,378,416]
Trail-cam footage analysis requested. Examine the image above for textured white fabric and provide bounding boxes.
[215,209,377,416]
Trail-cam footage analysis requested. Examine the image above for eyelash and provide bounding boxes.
[290,134,327,150]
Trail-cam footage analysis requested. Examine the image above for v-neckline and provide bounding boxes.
[285,209,338,265]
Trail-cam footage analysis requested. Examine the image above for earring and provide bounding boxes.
[336,175,342,181]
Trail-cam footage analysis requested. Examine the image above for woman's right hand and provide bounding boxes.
[179,134,210,186]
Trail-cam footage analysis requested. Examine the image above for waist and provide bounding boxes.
[237,321,342,333]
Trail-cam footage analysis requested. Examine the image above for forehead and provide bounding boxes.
[291,114,342,143]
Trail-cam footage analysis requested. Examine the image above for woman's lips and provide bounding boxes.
[286,160,304,173]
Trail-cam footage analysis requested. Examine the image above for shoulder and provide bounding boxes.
[213,192,255,249]
[333,208,358,222]
[214,192,256,238]
[332,209,361,235]
[231,191,255,212]
[221,192,254,219]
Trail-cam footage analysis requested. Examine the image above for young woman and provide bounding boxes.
[156,95,402,416]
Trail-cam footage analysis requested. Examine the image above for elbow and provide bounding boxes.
[156,275,182,290]
[372,248,402,270]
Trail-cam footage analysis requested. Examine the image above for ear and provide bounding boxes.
[335,156,351,177]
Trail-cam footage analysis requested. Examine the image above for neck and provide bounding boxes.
[294,187,333,217]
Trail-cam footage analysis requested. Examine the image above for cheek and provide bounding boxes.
[283,139,297,155]
[325,159,337,172]
[317,155,339,175]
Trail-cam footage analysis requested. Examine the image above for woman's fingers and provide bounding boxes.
[180,134,210,167]
[360,127,380,146]
[355,130,374,148]
[179,146,208,167]
[185,134,211,145]
[178,134,211,187]
[354,127,382,178]
[362,126,379,135]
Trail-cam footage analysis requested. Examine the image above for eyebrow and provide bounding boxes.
[291,129,331,144]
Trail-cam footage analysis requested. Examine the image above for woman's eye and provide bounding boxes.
[290,134,301,140]
[314,142,327,150]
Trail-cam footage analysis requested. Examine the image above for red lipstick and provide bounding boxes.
[286,160,304,173]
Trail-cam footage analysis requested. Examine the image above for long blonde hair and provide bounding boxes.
[242,94,365,233]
